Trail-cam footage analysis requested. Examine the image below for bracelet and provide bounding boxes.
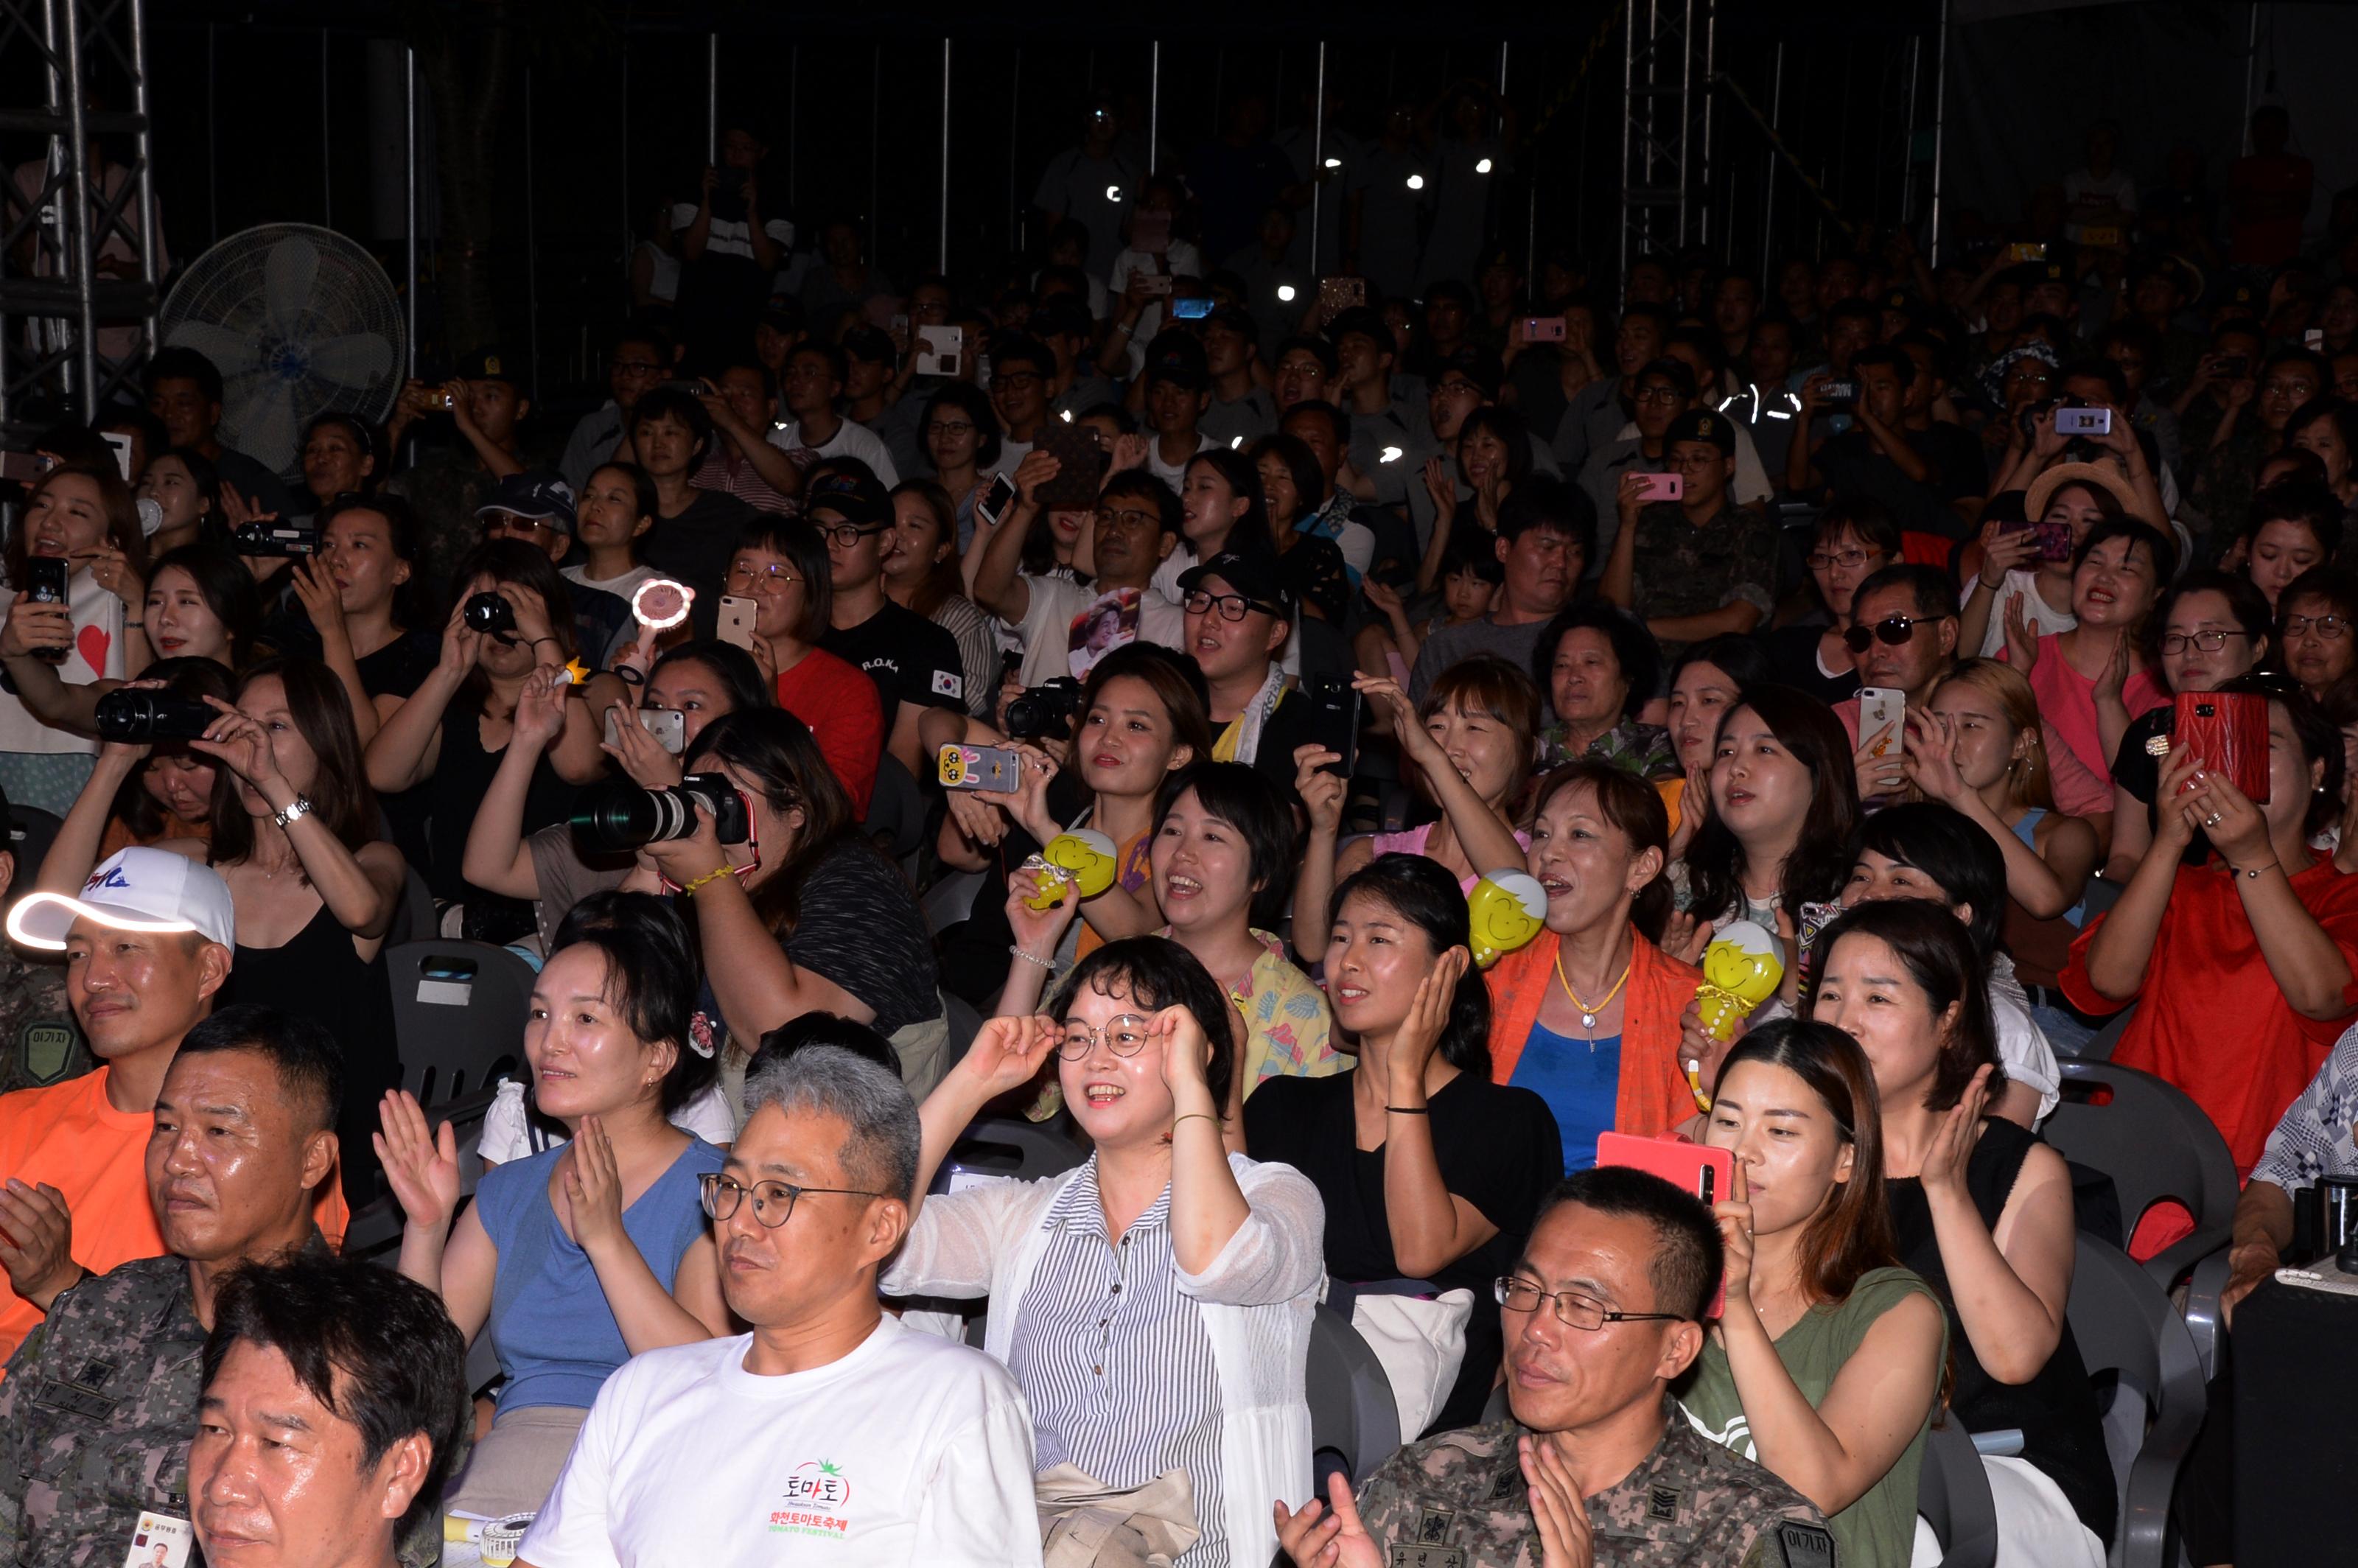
[1385,1105,1432,1116]
[1114,321,1135,337]
[1172,1112,1220,1132]
[272,795,312,829]
[1007,944,1058,972]
[531,636,563,651]
[122,619,144,628]
[682,864,738,895]
[2236,860,2281,880]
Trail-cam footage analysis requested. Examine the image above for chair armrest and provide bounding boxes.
[2182,1245,2233,1383]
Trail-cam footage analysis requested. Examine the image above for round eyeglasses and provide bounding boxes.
[1057,1014,1152,1060]
[699,1172,882,1228]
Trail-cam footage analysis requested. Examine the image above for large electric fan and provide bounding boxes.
[158,223,405,477]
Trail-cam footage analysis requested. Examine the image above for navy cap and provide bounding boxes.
[1665,408,1736,455]
[804,470,891,530]
[1178,550,1297,625]
[456,348,522,387]
[475,469,575,533]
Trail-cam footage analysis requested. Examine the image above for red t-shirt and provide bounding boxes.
[772,646,884,816]
[2060,855,2358,1176]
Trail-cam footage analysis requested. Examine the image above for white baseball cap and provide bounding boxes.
[7,847,237,952]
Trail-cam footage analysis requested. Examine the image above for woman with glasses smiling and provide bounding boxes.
[724,514,884,816]
[1763,500,1900,703]
[2278,567,2358,700]
[888,934,1325,1568]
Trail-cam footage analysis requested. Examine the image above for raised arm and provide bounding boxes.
[287,560,382,746]
[1915,1068,2074,1382]
[373,1090,495,1343]
[1287,744,1350,966]
[2077,752,2194,1004]
[1359,674,1525,876]
[365,607,473,793]
[969,451,1060,623]
[38,743,144,893]
[1378,951,1502,1277]
[459,672,567,900]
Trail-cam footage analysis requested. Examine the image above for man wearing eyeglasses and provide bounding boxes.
[1275,1166,1827,1568]
[1575,357,1694,570]
[765,342,903,489]
[559,327,676,493]
[973,458,1186,687]
[1600,409,1779,667]
[815,474,968,778]
[514,1046,1041,1568]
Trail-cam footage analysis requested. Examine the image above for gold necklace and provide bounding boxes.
[1553,949,1633,1037]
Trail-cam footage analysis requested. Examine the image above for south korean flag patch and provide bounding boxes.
[931,669,964,701]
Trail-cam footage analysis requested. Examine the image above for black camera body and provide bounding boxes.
[463,591,517,637]
[94,688,214,743]
[231,517,317,558]
[570,772,752,851]
[1006,676,1083,741]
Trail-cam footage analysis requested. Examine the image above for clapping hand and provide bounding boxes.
[1919,1063,1993,1196]
[558,1114,626,1252]
[1273,1483,1382,1568]
[373,1089,461,1233]
[1522,1433,1598,1568]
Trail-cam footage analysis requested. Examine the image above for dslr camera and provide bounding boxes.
[463,591,517,637]
[570,773,751,851]
[94,688,214,744]
[231,517,317,558]
[1006,676,1083,741]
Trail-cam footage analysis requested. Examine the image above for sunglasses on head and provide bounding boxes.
[1843,613,1950,652]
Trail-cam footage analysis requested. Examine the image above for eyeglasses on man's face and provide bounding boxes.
[1494,1276,1684,1331]
[817,522,887,550]
[699,1172,882,1228]
[1843,613,1951,652]
[2285,614,2351,642]
[1184,589,1276,623]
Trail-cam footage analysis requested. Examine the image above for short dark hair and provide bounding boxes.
[1533,602,1658,720]
[1807,900,2001,1114]
[922,382,1003,470]
[1154,762,1296,930]
[2219,670,2347,836]
[1328,853,1494,1074]
[203,1254,470,1544]
[1278,397,1350,449]
[1672,634,1775,692]
[1849,801,2009,956]
[172,1004,344,1141]
[1530,1166,1724,1322]
[735,514,833,640]
[1852,343,1912,382]
[1099,469,1183,536]
[1052,937,1236,1114]
[788,339,850,385]
[991,333,1054,382]
[1812,496,1904,561]
[546,892,714,1116]
[1496,475,1595,557]
[650,638,773,718]
[1247,433,1324,522]
[1852,561,1959,623]
[2247,477,2344,552]
[2060,357,2131,405]
[749,1012,900,1077]
[148,346,225,405]
[629,385,715,464]
[2073,516,2176,585]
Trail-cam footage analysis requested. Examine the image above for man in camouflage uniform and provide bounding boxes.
[0,802,86,1096]
[0,1006,449,1568]
[1600,407,1779,669]
[1278,1167,1832,1568]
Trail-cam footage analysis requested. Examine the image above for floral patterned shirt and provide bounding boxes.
[1159,927,1343,1093]
[1538,718,1679,780]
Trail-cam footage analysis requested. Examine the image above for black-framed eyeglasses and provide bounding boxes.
[995,372,1044,390]
[927,420,979,440]
[1096,506,1163,532]
[611,360,665,376]
[1494,1277,1684,1331]
[1632,385,1686,405]
[817,522,887,548]
[1806,548,1876,573]
[1184,589,1276,623]
[1057,1013,1152,1060]
[2161,629,2251,654]
[1843,613,1951,652]
[2285,615,2352,642]
[699,1172,882,1228]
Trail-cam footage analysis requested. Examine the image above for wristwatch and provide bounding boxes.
[273,795,313,829]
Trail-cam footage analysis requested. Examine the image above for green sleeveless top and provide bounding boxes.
[1674,1264,1945,1568]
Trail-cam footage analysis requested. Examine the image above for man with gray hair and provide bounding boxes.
[517,1047,1043,1568]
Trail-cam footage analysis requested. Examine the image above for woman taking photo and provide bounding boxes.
[885,480,998,720]
[283,495,438,749]
[2000,517,2174,794]
[1486,761,1701,1170]
[1290,661,1535,962]
[1150,761,1338,1103]
[1532,603,1675,777]
[2,541,255,736]
[1672,685,1859,971]
[39,659,232,876]
[365,540,610,939]
[2099,570,2275,882]
[1813,901,2113,1564]
[1662,636,1774,855]
[564,461,660,605]
[724,514,884,815]
[1245,853,1563,1432]
[133,447,223,555]
[889,937,1326,1568]
[631,707,948,1093]
[0,461,146,811]
[2067,674,2358,1175]
[1765,501,1900,701]
[374,895,730,1517]
[1960,468,2124,658]
[920,382,1002,556]
[1687,1018,1948,1568]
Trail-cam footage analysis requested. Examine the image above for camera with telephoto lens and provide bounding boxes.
[569,773,751,851]
[94,688,214,743]
[463,591,517,636]
[231,517,317,558]
[1005,676,1083,741]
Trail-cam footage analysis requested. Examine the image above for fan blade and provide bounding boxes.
[164,321,260,377]
[226,385,301,477]
[262,235,321,340]
[305,333,394,391]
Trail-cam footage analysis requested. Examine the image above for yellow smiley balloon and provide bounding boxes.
[1026,830,1121,909]
[1693,918,1784,1041]
[1467,869,1549,969]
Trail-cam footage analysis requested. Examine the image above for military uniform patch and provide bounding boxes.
[18,1018,78,1085]
[1648,1483,1682,1522]
[1416,1506,1455,1543]
[1776,1520,1837,1568]
[1387,1548,1465,1568]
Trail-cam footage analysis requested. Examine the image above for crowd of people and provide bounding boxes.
[0,87,2353,1568]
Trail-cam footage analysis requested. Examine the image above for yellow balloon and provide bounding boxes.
[1467,870,1549,969]
[1027,830,1121,909]
[1693,919,1784,1040]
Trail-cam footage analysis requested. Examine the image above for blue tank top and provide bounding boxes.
[473,1135,724,1414]
[2011,809,2086,926]
[1509,1023,1623,1174]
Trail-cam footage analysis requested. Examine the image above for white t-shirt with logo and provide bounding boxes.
[765,418,901,488]
[516,1315,1042,1568]
[1012,573,1186,687]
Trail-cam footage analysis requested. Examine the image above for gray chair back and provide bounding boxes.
[1915,1418,1999,1568]
[384,939,535,1113]
[384,864,435,950]
[928,1111,1088,1194]
[1306,1301,1399,1487]
[2066,1236,2206,1568]
[2043,1058,2237,1290]
[2072,1002,2135,1063]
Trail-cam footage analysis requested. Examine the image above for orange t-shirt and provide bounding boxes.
[0,1065,350,1371]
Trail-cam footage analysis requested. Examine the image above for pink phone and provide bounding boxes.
[1635,472,1684,503]
[1522,316,1567,343]
[1595,1133,1732,1317]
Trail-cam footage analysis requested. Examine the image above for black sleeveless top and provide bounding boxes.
[1884,1118,2117,1544]
[425,689,579,942]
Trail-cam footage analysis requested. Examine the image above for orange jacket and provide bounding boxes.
[1486,928,1703,1139]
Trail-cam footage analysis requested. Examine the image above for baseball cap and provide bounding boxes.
[1178,551,1297,626]
[7,846,237,952]
[1665,408,1737,455]
[1434,344,1505,402]
[475,470,576,534]
[456,349,521,387]
[841,324,895,367]
[804,471,891,530]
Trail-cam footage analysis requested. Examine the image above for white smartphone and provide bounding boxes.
[604,706,687,755]
[718,594,760,653]
[1858,687,1905,758]
[916,324,965,379]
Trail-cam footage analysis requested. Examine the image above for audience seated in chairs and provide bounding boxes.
[374,892,730,1519]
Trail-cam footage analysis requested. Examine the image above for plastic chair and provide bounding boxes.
[1917,1418,2001,1568]
[2072,1002,2136,1063]
[928,1111,1087,1194]
[6,805,61,883]
[1306,1302,1400,1490]
[939,990,983,1075]
[2068,1235,2205,1568]
[2042,1058,2237,1292]
[384,864,435,950]
[2079,872,2127,925]
[2178,1245,2234,1383]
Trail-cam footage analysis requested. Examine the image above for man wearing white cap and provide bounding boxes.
[0,847,239,1368]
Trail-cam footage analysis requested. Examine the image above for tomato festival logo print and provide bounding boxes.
[769,1459,854,1540]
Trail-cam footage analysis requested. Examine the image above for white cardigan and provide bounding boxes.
[884,1152,1325,1568]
